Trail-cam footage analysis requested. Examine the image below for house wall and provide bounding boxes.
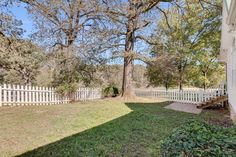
[227,32,236,121]
[221,0,236,122]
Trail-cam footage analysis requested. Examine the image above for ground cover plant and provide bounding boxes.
[161,120,236,157]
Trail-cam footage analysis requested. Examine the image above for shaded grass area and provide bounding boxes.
[0,99,232,157]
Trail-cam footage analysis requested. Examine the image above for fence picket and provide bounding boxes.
[0,84,102,106]
[12,84,16,106]
[35,86,38,105]
[45,87,48,105]
[3,84,6,106]
[25,85,28,106]
[28,85,31,105]
[7,84,11,106]
[135,86,226,104]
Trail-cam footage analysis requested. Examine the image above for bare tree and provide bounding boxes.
[101,0,172,99]
[20,0,101,48]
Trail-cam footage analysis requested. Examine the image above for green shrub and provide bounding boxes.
[56,83,78,96]
[161,120,236,157]
[103,84,119,97]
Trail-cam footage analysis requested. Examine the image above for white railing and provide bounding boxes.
[135,87,227,104]
[0,84,102,106]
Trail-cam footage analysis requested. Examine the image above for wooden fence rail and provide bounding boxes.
[0,84,102,106]
[135,87,227,104]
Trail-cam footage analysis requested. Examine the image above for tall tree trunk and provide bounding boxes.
[121,2,137,99]
[122,55,134,98]
[179,73,183,91]
[179,82,183,91]
[177,60,187,91]
[121,29,135,98]
[165,82,168,91]
[203,71,207,90]
[178,70,183,91]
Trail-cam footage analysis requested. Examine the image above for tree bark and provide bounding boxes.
[122,56,134,98]
[177,59,187,91]
[178,72,184,91]
[179,82,183,91]
[165,82,168,91]
[121,1,137,99]
[203,71,207,90]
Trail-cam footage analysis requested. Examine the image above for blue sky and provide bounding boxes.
[10,4,34,38]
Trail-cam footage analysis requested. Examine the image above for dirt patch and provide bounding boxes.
[202,108,234,127]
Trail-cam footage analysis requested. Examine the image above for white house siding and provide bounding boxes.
[227,32,236,120]
[221,0,236,121]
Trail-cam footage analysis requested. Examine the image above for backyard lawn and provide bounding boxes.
[0,99,232,157]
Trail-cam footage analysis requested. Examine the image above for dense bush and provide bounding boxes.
[103,84,119,97]
[56,83,78,96]
[161,121,236,157]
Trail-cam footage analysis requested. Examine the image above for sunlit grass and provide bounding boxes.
[0,99,132,156]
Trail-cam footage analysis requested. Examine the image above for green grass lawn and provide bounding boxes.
[0,99,232,157]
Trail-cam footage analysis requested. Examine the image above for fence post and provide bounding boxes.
[29,85,32,105]
[45,87,48,105]
[25,85,28,106]
[7,84,12,106]
[3,84,7,106]
[12,84,16,106]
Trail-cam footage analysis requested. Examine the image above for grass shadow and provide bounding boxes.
[17,101,198,157]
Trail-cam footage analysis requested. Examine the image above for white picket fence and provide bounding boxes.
[135,87,227,104]
[0,84,102,106]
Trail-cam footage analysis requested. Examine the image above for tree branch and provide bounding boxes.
[136,35,157,45]
[156,6,171,29]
